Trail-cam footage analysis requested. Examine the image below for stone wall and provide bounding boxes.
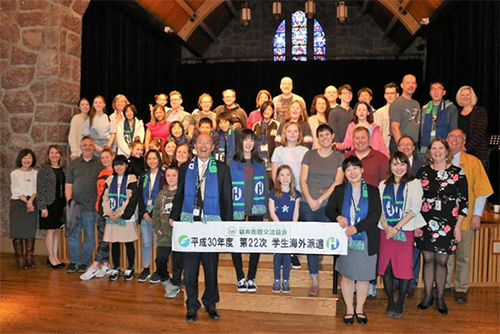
[182,1,419,62]
[0,0,89,236]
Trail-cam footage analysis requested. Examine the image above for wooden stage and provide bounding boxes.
[1,253,499,334]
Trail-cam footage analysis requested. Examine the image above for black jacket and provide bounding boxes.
[325,183,381,256]
[170,158,233,222]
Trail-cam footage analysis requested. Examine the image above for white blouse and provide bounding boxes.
[10,169,37,199]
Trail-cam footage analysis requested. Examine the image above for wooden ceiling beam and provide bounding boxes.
[175,0,218,41]
[177,0,224,41]
[378,0,420,35]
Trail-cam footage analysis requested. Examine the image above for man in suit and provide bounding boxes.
[170,133,233,322]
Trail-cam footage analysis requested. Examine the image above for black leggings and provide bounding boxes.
[112,242,135,270]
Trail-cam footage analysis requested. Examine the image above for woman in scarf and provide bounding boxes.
[377,152,426,318]
[325,156,381,325]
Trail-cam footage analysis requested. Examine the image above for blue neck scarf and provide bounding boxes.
[142,170,161,226]
[217,128,235,163]
[342,180,368,250]
[181,156,221,223]
[421,100,449,148]
[230,160,267,220]
[107,174,128,226]
[383,183,407,242]
[123,119,135,146]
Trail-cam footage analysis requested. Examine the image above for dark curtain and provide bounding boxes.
[425,0,500,200]
[176,59,424,113]
[81,0,181,121]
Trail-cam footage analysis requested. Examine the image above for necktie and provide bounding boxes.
[200,162,207,201]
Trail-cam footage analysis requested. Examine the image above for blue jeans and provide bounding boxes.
[273,254,291,280]
[141,223,153,267]
[67,211,96,265]
[299,203,329,276]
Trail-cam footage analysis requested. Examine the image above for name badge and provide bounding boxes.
[193,207,201,217]
[260,144,268,152]
[435,200,442,211]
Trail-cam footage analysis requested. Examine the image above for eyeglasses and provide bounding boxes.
[447,134,464,140]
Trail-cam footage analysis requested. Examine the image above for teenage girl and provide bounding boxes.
[127,140,145,179]
[230,129,269,293]
[102,155,139,282]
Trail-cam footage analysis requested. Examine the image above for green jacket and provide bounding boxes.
[152,187,177,247]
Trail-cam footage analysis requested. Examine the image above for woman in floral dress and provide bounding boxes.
[416,138,468,315]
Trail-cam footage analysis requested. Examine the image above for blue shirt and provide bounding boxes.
[269,189,302,222]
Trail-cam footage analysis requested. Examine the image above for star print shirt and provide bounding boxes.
[269,189,302,222]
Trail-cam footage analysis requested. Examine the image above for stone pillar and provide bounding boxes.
[0,0,90,236]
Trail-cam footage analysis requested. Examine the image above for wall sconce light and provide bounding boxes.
[272,1,282,20]
[337,1,348,24]
[241,2,251,27]
[305,0,315,19]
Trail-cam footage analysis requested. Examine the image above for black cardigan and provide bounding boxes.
[325,183,381,256]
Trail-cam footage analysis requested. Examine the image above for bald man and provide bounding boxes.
[389,74,421,154]
[324,85,338,109]
[273,77,305,123]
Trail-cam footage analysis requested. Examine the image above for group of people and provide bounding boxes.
[9,74,493,324]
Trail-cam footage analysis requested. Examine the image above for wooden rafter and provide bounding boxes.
[378,0,420,35]
[177,0,224,41]
[225,0,238,18]
[175,0,218,41]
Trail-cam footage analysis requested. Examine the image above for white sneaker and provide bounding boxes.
[95,264,110,278]
[368,283,377,298]
[236,278,248,292]
[80,267,99,281]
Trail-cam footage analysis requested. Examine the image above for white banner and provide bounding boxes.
[172,221,347,255]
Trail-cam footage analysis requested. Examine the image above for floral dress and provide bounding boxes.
[416,164,468,254]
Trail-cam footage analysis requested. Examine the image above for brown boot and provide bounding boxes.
[12,239,27,270]
[25,238,36,268]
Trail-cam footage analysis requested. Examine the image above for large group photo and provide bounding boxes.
[1,1,499,333]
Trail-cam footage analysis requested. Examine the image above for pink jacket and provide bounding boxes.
[336,122,389,158]
[247,110,262,130]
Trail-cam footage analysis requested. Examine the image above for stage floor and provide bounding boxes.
[1,253,499,333]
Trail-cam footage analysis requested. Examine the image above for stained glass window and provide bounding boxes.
[273,20,286,61]
[313,19,326,60]
[291,10,307,61]
[273,10,326,61]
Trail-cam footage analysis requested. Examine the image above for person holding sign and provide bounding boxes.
[325,156,381,325]
[377,152,426,319]
[230,129,269,293]
[169,133,233,323]
[269,165,301,293]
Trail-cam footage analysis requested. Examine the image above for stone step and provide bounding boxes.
[212,260,335,289]
[182,283,338,316]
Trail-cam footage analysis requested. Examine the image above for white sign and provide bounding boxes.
[172,221,347,255]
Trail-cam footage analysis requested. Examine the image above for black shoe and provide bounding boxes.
[291,255,301,269]
[417,296,434,310]
[343,313,354,325]
[437,298,448,315]
[66,263,78,273]
[77,264,88,273]
[355,312,368,325]
[47,259,61,269]
[206,307,220,320]
[385,303,395,317]
[150,271,161,284]
[186,309,197,322]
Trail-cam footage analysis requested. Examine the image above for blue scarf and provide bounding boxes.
[421,100,450,150]
[181,156,221,223]
[230,160,267,220]
[216,128,235,163]
[170,134,187,145]
[123,119,135,146]
[106,174,128,226]
[342,180,368,250]
[382,183,407,242]
[141,170,161,225]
